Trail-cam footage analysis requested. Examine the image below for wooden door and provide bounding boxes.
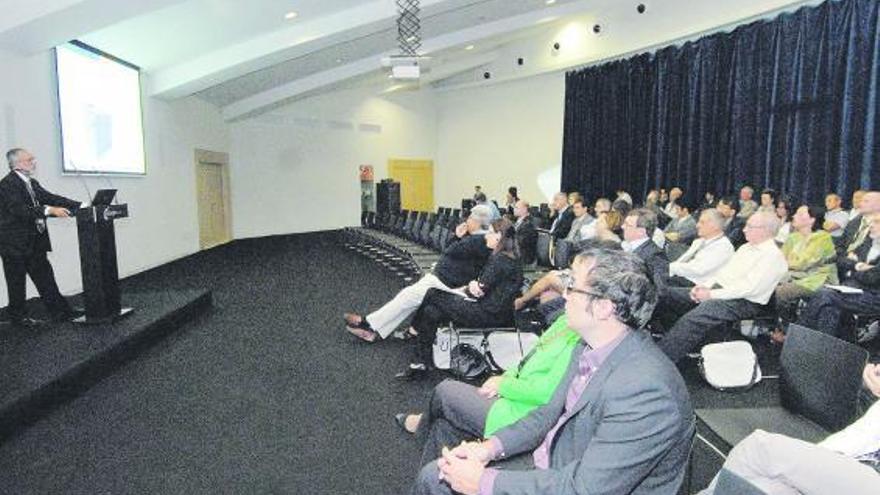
[195,150,231,249]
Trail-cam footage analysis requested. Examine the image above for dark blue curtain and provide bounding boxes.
[561,0,880,205]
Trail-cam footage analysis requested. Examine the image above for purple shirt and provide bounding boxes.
[478,331,628,494]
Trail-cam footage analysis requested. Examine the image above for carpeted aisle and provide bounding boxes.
[0,230,797,494]
[0,231,443,494]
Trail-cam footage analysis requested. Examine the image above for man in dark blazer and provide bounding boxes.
[547,192,574,241]
[411,249,694,495]
[1,148,83,326]
[718,195,746,248]
[837,191,879,257]
[622,208,669,293]
[512,199,537,265]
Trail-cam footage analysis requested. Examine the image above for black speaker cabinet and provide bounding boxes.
[376,180,401,217]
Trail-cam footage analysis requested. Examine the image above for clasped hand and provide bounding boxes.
[689,285,712,302]
[437,441,491,495]
[47,206,71,218]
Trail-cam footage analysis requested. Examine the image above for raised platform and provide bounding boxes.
[0,288,212,443]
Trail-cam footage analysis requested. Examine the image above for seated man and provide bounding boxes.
[663,198,697,260]
[547,192,574,241]
[798,212,880,339]
[667,208,735,288]
[563,199,592,243]
[718,195,747,247]
[412,249,695,495]
[344,205,493,342]
[698,365,880,494]
[512,199,537,265]
[621,208,669,292]
[656,212,788,363]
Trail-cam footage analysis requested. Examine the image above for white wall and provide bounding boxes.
[0,47,229,306]
[228,86,437,238]
[434,71,565,207]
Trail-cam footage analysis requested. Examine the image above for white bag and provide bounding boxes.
[485,332,540,370]
[432,327,541,371]
[432,327,481,370]
[699,341,762,390]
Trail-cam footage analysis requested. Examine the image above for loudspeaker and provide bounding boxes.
[376,180,401,216]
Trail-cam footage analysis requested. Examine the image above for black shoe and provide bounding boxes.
[8,317,45,329]
[50,309,85,323]
[394,363,428,380]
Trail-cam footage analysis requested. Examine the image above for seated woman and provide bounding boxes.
[397,217,523,378]
[772,204,838,341]
[797,212,880,340]
[394,313,581,467]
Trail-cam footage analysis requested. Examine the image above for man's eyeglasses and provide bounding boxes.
[563,278,603,299]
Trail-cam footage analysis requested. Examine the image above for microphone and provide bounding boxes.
[66,160,93,205]
[102,173,118,205]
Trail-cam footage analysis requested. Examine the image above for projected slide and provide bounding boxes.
[55,41,145,175]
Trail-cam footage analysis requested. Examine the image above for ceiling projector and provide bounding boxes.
[382,55,421,79]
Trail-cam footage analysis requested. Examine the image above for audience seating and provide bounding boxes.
[690,324,869,488]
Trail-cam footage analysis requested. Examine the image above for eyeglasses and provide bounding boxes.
[563,278,603,299]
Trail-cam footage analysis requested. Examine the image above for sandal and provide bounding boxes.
[347,325,379,342]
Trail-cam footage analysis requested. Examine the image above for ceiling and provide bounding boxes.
[0,0,824,121]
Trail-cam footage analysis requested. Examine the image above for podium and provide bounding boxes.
[75,203,133,324]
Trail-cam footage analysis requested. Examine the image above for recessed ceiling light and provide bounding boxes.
[284,11,298,20]
[465,45,475,51]
[336,58,343,63]
[545,0,557,5]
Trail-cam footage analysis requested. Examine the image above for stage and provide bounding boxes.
[0,289,213,442]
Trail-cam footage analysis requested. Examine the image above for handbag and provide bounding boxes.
[699,341,762,391]
[449,343,491,381]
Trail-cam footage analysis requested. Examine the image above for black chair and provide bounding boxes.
[535,230,554,268]
[711,468,765,495]
[691,324,869,489]
[553,239,572,269]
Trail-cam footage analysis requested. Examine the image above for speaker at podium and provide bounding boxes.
[74,189,133,324]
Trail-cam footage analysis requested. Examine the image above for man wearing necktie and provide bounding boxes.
[0,148,83,327]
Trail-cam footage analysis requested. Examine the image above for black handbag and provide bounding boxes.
[449,343,491,381]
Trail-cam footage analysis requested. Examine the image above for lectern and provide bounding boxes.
[74,190,132,324]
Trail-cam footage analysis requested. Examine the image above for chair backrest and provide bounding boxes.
[780,324,869,432]
[535,230,554,267]
[553,239,571,269]
[712,468,765,495]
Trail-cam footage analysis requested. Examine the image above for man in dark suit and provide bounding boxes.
[411,248,694,495]
[547,192,574,241]
[1,148,83,327]
[622,208,669,293]
[718,195,746,247]
[512,199,537,265]
[837,191,879,256]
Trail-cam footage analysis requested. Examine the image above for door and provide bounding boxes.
[388,158,434,212]
[195,149,231,249]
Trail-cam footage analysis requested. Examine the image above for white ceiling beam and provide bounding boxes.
[222,0,605,120]
[0,0,186,54]
[149,0,450,99]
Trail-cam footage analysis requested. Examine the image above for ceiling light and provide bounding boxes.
[545,0,557,5]
[465,45,475,51]
[284,11,298,20]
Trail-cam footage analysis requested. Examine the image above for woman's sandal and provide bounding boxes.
[344,313,379,342]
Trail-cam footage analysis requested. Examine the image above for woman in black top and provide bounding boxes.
[398,217,523,378]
